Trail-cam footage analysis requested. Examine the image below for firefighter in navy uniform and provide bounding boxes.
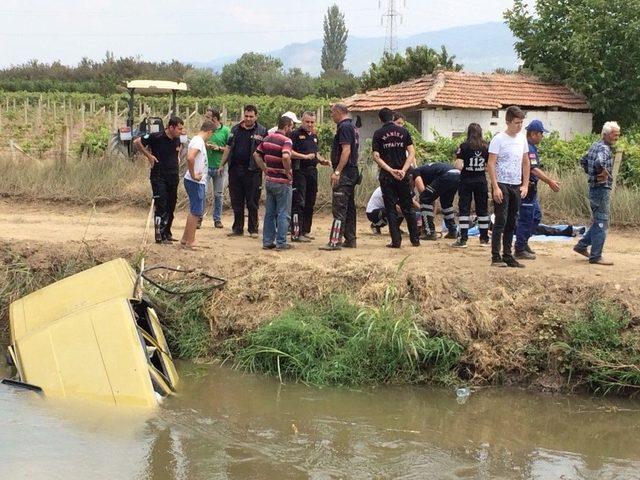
[134,116,184,244]
[290,111,330,242]
[371,107,420,248]
[320,103,360,251]
[413,162,461,240]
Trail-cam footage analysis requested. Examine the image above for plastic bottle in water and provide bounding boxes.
[456,387,470,398]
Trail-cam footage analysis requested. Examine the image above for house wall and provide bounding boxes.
[420,108,593,141]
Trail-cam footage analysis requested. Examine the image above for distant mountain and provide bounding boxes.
[195,22,519,75]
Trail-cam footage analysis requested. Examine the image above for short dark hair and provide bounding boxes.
[378,107,394,123]
[393,111,405,121]
[505,106,525,122]
[207,108,221,121]
[168,116,184,128]
[331,103,349,115]
[201,120,216,132]
[278,116,293,130]
[244,105,258,115]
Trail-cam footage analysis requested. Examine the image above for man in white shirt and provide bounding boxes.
[487,106,530,268]
[181,120,215,248]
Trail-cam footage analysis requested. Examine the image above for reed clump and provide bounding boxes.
[223,289,464,386]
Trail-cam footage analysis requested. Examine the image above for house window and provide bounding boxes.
[492,110,499,118]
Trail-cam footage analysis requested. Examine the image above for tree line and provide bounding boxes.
[0,5,460,100]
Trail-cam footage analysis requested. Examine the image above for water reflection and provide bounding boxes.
[1,361,639,479]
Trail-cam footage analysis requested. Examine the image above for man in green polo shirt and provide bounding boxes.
[204,108,231,228]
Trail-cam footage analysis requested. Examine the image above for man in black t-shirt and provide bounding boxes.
[320,103,360,251]
[290,111,330,242]
[413,162,461,240]
[452,123,491,248]
[134,116,183,243]
[371,107,420,248]
[219,105,268,237]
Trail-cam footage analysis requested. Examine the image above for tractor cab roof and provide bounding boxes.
[125,80,188,94]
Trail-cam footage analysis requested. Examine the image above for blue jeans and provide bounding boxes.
[515,194,542,251]
[263,181,292,247]
[576,186,611,260]
[207,167,224,222]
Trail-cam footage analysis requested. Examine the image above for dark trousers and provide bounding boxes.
[458,180,489,241]
[331,167,358,244]
[150,174,179,240]
[419,173,458,234]
[492,183,521,259]
[291,166,318,236]
[380,173,419,246]
[228,167,261,234]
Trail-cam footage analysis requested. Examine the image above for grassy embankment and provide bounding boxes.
[2,248,639,397]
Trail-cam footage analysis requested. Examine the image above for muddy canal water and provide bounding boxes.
[1,361,639,479]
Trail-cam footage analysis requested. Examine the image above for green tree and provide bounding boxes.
[321,4,349,75]
[184,68,225,96]
[360,45,462,90]
[505,0,640,127]
[220,53,284,96]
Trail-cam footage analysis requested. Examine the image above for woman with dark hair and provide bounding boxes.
[451,123,490,247]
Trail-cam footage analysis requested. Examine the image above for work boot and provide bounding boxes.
[214,220,224,229]
[386,243,401,249]
[491,256,508,267]
[342,240,357,248]
[291,236,311,243]
[370,223,381,235]
[444,230,457,239]
[503,256,525,268]
[451,239,467,248]
[573,245,589,258]
[515,249,536,260]
[524,244,536,255]
[479,237,490,247]
[319,243,342,251]
[421,231,438,241]
[589,257,614,266]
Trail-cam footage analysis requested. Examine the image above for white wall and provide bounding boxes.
[420,108,593,141]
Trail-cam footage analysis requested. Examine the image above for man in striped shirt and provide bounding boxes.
[254,116,295,250]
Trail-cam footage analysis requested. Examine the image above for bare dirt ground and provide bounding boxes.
[2,199,639,386]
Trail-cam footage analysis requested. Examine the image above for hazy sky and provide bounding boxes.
[0,0,516,67]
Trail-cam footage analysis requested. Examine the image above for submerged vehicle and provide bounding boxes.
[5,259,179,407]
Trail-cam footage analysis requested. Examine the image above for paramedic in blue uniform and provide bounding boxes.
[514,120,561,260]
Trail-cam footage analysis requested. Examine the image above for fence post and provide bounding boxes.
[60,124,69,165]
[81,104,85,131]
[612,149,624,194]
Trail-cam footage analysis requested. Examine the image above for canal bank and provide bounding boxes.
[2,222,639,396]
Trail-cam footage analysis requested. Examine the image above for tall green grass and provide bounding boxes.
[147,286,213,359]
[557,301,640,395]
[224,291,463,386]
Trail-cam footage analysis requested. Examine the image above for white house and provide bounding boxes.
[343,71,592,142]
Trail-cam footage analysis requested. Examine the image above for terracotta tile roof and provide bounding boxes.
[343,71,590,112]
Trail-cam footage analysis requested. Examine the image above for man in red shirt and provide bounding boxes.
[254,116,294,250]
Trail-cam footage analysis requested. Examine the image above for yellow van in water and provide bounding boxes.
[6,258,179,407]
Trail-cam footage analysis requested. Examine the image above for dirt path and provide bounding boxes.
[1,199,639,285]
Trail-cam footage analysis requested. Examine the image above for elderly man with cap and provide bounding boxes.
[514,119,561,260]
